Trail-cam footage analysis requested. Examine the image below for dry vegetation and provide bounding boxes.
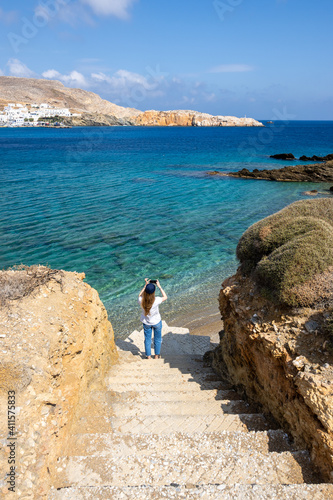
[236,199,333,308]
[0,265,63,306]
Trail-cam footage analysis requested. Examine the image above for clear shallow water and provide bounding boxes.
[0,121,332,336]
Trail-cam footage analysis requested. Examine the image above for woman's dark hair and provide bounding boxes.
[142,290,155,316]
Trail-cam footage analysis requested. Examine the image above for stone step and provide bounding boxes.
[126,389,242,402]
[111,400,255,416]
[118,332,212,356]
[108,381,227,392]
[53,450,316,489]
[108,372,221,384]
[48,483,333,500]
[110,413,273,434]
[116,354,208,366]
[112,364,214,375]
[64,430,296,457]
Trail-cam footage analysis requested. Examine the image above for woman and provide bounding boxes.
[138,278,168,359]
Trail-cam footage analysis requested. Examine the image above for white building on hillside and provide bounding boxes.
[0,102,80,126]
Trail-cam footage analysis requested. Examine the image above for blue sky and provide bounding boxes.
[0,0,332,119]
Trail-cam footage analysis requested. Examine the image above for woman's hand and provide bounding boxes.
[145,278,149,284]
[157,280,167,301]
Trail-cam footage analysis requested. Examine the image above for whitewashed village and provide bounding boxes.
[0,103,80,127]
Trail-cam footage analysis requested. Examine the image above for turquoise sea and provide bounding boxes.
[0,121,332,336]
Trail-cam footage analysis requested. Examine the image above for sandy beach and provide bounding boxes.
[170,302,223,339]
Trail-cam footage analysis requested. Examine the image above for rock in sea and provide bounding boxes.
[270,153,296,160]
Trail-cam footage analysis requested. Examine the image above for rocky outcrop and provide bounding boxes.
[208,160,333,182]
[62,112,134,127]
[300,154,333,162]
[0,266,117,498]
[270,153,296,160]
[269,153,333,162]
[211,235,333,481]
[131,109,263,127]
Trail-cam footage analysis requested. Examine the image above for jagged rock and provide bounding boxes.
[270,153,296,160]
[300,154,333,162]
[208,160,333,182]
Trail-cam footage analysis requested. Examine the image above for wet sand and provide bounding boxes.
[170,302,223,339]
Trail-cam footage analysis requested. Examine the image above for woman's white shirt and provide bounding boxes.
[138,296,163,325]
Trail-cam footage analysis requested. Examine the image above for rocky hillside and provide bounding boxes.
[211,199,333,481]
[0,76,140,119]
[0,76,263,127]
[0,266,118,498]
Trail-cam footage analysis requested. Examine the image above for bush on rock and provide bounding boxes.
[236,199,333,306]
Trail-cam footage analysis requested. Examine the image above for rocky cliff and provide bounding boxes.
[132,109,263,127]
[211,199,333,481]
[0,266,118,498]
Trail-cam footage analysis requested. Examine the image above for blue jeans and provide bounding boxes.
[143,320,162,357]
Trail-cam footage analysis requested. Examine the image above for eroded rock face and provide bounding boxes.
[212,270,333,481]
[0,268,117,498]
[131,110,264,127]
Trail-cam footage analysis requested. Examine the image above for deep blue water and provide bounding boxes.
[0,121,332,336]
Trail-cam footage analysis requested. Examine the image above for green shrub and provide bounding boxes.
[236,199,333,306]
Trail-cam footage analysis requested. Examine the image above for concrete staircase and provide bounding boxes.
[49,322,333,499]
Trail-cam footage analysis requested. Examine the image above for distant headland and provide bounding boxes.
[0,76,263,128]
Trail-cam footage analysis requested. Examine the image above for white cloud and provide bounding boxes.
[90,68,166,106]
[7,59,35,78]
[80,0,137,19]
[42,69,88,87]
[209,64,254,73]
[92,69,159,91]
[32,1,137,28]
[42,69,61,79]
[33,2,95,28]
[91,72,113,83]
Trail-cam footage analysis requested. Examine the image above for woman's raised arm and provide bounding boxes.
[156,280,167,302]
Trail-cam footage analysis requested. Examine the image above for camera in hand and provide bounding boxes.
[149,279,157,284]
